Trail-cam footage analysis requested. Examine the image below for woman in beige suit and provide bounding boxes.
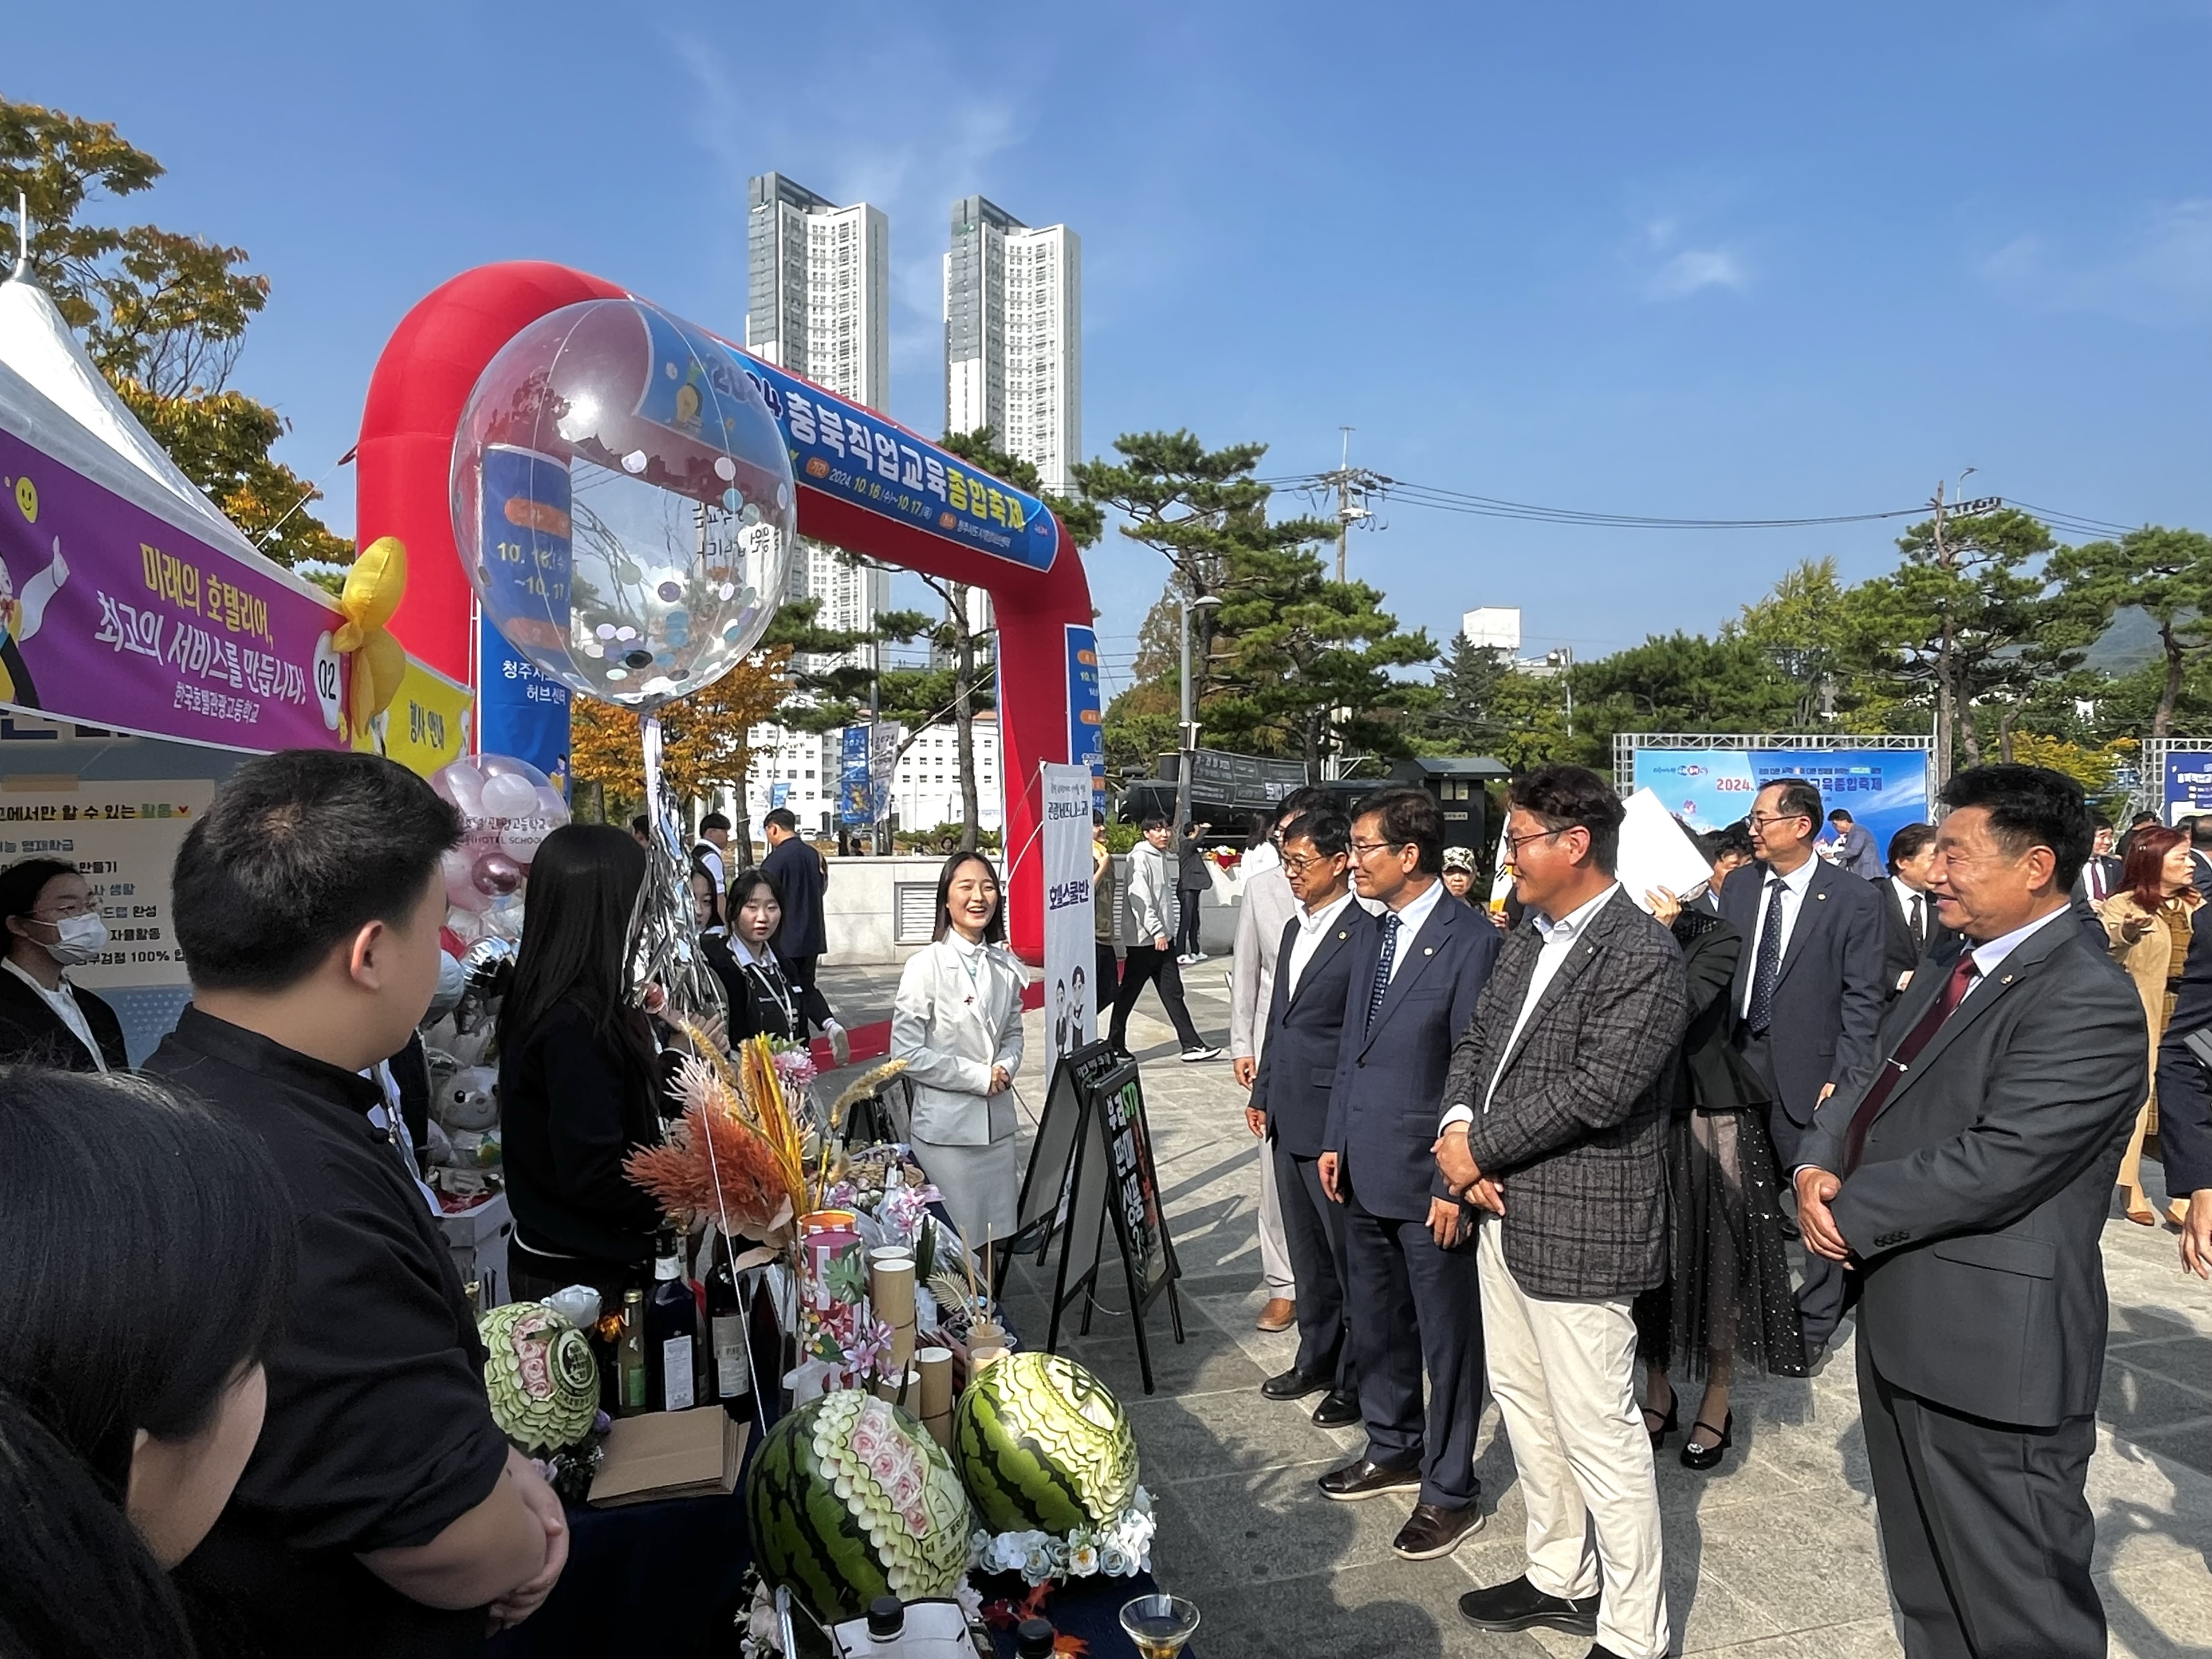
[891,852,1026,1247]
[2097,824,2198,1226]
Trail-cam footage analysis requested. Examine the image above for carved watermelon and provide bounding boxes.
[747,1390,974,1624]
[954,1351,1139,1534]
[479,1302,599,1454]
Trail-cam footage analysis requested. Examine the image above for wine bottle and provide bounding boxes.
[706,1251,753,1418]
[646,1232,699,1412]
[617,1289,647,1416]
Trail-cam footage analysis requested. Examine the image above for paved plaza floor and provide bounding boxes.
[824,954,2212,1657]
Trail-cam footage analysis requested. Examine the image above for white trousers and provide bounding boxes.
[1477,1220,1670,1659]
[1258,1139,1295,1295]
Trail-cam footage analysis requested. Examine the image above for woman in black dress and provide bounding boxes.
[1635,835,1808,1469]
[498,824,669,1304]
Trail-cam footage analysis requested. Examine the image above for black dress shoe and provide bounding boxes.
[1259,1366,1329,1402]
[1585,1646,1632,1658]
[1310,1387,1361,1428]
[1681,1409,1734,1472]
[1457,1574,1600,1634]
[1391,1500,1483,1560]
[1316,1456,1422,1501]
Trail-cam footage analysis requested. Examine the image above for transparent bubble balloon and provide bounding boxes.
[451,298,797,711]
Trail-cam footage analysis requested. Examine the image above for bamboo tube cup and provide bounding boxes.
[868,1248,918,1378]
[916,1346,954,1446]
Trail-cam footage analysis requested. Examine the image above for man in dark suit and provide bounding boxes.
[1821,808,1886,879]
[1875,822,1958,998]
[1314,787,1500,1562]
[2072,817,2120,904]
[1722,776,1886,1355]
[1438,765,1687,1659]
[759,808,829,1003]
[1248,809,1364,1428]
[1796,764,2145,1659]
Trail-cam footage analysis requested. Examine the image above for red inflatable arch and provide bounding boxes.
[356,261,1100,962]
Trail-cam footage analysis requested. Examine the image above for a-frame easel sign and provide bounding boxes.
[1003,1040,1185,1394]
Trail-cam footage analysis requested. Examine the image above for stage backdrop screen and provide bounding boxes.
[1631,748,1931,859]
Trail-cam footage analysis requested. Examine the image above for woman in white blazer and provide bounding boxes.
[891,851,1027,1247]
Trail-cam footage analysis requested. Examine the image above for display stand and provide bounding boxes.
[1006,1040,1184,1394]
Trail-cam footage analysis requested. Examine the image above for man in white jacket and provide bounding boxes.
[1108,816,1223,1063]
[1231,787,1336,1332]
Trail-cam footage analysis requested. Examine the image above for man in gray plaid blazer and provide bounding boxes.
[1435,765,1687,1659]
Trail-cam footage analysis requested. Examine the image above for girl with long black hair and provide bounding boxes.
[499,823,669,1303]
[889,852,1026,1245]
[0,1067,293,1658]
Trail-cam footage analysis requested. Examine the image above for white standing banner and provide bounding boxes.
[1041,762,1096,1057]
[0,779,212,988]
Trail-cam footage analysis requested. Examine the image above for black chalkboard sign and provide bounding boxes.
[1006,1040,1184,1393]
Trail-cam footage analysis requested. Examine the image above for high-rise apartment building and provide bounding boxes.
[943,195,1082,494]
[746,172,893,669]
[747,172,891,412]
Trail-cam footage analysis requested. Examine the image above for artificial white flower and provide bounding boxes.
[1065,1542,1101,1578]
[1100,1543,1136,1579]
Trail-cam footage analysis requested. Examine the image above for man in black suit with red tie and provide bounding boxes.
[1875,823,1959,999]
[1797,765,2145,1659]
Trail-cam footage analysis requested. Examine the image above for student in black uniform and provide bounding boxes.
[0,858,128,1071]
[723,866,846,1059]
[146,749,564,1658]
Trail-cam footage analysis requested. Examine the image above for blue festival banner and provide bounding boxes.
[477,617,572,793]
[2163,751,2212,823]
[1065,624,1105,811]
[838,725,872,826]
[1631,747,1929,862]
[632,306,1057,572]
[476,444,572,789]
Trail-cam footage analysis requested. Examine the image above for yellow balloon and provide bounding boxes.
[333,536,408,652]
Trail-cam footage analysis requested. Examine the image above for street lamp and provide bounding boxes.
[1175,592,1223,842]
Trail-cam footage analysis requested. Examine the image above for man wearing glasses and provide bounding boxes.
[1314,787,1500,1564]
[1437,765,1687,1659]
[1721,777,1886,1361]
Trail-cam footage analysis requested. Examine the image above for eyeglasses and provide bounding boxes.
[1283,853,1345,875]
[1747,812,1809,830]
[1348,838,1406,861]
[1502,827,1569,855]
[32,898,96,919]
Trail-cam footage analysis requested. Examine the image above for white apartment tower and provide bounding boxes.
[943,195,1082,495]
[746,172,892,669]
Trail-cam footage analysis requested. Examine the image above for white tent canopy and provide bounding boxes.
[0,272,331,606]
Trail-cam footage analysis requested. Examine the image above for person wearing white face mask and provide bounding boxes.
[0,858,125,1072]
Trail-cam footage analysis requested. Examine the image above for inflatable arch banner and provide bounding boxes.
[356,262,1099,961]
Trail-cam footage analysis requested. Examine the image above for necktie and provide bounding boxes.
[1843,953,1979,1171]
[1746,877,1785,1033]
[1909,892,1926,948]
[1365,913,1401,1033]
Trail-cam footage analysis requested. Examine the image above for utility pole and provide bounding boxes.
[1928,475,1962,787]
[1317,427,1382,582]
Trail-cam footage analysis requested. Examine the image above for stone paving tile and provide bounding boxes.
[1192,1556,1550,1659]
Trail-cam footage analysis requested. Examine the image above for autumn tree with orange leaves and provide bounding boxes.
[571,647,792,855]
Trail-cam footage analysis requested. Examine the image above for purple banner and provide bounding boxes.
[0,427,348,751]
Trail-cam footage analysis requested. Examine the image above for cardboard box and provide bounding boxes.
[588,1408,748,1507]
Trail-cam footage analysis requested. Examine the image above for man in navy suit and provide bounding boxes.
[1722,777,1886,1357]
[759,808,829,1004]
[1316,787,1501,1562]
[1248,808,1365,1429]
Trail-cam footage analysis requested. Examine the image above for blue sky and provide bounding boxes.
[11,1,2211,698]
